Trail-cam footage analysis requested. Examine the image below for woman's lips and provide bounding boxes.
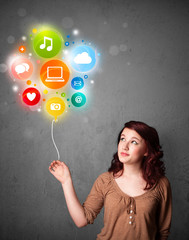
[120,152,129,157]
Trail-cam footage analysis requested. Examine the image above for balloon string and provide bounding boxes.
[51,119,60,160]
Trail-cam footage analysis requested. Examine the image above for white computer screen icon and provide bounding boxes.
[45,66,64,82]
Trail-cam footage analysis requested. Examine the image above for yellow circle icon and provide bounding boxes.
[46,97,65,121]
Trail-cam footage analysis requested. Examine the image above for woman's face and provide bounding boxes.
[118,128,148,165]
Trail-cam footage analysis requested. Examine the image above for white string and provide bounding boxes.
[51,119,60,160]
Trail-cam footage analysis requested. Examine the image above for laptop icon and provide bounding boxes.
[45,66,64,82]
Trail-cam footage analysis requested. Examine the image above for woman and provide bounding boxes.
[49,121,172,240]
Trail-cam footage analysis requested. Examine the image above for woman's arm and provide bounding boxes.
[157,177,172,240]
[49,160,87,228]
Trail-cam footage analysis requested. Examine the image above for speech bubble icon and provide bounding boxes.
[22,63,30,71]
[15,64,26,74]
[11,58,33,80]
[46,97,66,122]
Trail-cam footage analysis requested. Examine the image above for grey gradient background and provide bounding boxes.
[0,0,189,239]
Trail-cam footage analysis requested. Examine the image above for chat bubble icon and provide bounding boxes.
[22,63,30,71]
[15,63,30,74]
[15,64,25,74]
[11,58,33,80]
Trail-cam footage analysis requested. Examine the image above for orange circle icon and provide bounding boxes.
[19,45,26,53]
[40,59,70,89]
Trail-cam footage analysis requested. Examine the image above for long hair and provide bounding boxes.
[108,121,165,190]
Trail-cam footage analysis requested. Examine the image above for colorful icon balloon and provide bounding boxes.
[46,97,66,121]
[71,92,86,107]
[33,30,63,58]
[22,87,41,106]
[70,45,96,72]
[40,59,70,89]
[11,58,33,80]
[71,77,84,90]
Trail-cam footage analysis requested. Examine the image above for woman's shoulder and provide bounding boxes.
[158,176,171,188]
[97,171,112,182]
[94,172,113,187]
[94,172,113,194]
[155,176,172,199]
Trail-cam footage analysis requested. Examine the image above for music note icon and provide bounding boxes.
[40,36,53,51]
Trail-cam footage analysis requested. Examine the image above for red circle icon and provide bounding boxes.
[22,87,41,106]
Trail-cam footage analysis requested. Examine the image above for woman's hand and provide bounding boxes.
[49,160,71,184]
[49,160,88,228]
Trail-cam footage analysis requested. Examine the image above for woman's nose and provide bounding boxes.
[123,142,129,150]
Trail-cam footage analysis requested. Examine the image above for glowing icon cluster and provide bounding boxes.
[9,26,99,121]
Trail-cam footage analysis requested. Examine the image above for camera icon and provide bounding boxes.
[50,103,61,110]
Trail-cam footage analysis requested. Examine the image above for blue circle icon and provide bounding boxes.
[70,45,96,72]
[71,77,84,90]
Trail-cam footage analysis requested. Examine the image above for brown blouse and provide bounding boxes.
[82,172,172,240]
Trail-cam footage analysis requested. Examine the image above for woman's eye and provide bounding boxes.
[131,140,138,145]
[120,137,125,142]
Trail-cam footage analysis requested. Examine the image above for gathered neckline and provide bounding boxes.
[109,171,158,199]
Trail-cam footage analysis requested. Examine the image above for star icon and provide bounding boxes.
[19,45,26,53]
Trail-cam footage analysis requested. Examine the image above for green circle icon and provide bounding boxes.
[71,92,86,107]
[33,30,63,58]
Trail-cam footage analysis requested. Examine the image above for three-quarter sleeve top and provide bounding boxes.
[82,172,172,240]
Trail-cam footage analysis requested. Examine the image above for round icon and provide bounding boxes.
[40,59,70,89]
[22,87,41,106]
[19,45,26,53]
[11,58,33,80]
[33,30,63,58]
[46,97,66,121]
[70,45,96,72]
[71,92,86,107]
[71,77,84,90]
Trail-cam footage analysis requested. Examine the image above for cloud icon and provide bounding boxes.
[74,52,92,64]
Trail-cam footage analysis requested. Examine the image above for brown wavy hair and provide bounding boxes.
[108,121,165,190]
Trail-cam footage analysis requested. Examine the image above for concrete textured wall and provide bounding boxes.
[0,0,189,239]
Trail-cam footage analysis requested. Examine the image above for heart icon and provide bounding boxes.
[27,92,36,101]
[22,88,41,106]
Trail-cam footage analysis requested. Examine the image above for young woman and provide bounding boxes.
[49,121,172,240]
